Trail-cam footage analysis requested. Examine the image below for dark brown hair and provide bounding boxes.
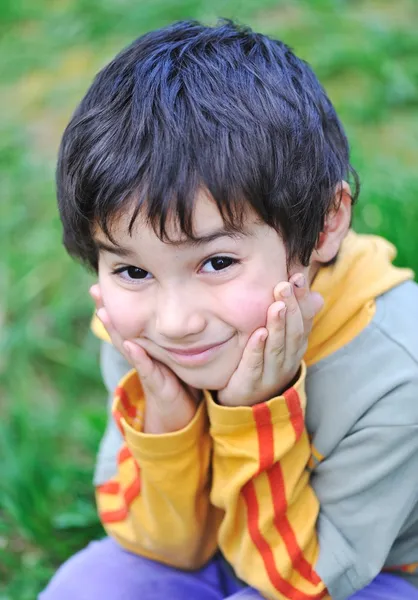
[57,19,359,271]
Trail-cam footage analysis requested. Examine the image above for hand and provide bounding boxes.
[89,284,199,434]
[217,273,323,407]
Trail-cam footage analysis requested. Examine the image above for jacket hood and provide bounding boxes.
[305,231,414,366]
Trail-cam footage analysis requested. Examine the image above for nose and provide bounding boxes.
[155,287,206,341]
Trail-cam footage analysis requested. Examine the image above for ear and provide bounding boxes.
[310,181,353,265]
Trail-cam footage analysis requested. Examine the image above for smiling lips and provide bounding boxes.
[163,337,233,365]
[163,343,222,355]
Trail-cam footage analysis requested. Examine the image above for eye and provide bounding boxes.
[200,256,238,273]
[112,266,152,282]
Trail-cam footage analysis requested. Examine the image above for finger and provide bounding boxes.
[125,341,191,414]
[274,282,301,319]
[274,282,304,364]
[124,340,172,399]
[217,328,269,406]
[96,307,127,359]
[230,328,268,394]
[243,328,268,374]
[264,300,286,365]
[123,340,159,385]
[289,274,324,322]
[89,284,103,310]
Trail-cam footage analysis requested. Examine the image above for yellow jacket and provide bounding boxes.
[94,232,414,599]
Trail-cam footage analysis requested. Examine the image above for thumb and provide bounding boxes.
[123,341,161,393]
[218,328,267,405]
[124,341,186,408]
[124,342,197,434]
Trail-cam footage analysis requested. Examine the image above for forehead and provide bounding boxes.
[101,189,259,246]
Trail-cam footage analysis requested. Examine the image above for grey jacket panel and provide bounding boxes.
[307,280,418,598]
[93,342,131,486]
[94,280,418,598]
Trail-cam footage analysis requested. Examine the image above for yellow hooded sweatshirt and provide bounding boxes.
[93,231,413,600]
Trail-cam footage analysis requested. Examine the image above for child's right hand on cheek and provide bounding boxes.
[89,284,199,435]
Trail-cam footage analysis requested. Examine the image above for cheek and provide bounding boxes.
[99,274,147,340]
[217,254,288,341]
[219,281,274,335]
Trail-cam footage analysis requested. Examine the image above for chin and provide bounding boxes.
[173,365,234,391]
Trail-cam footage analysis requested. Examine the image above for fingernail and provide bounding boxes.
[281,284,293,297]
[293,275,305,288]
[278,305,287,319]
[260,331,268,343]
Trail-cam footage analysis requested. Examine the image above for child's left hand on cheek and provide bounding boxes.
[217,273,324,407]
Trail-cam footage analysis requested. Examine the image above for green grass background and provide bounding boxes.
[1,0,417,597]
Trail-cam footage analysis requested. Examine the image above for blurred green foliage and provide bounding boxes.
[1,0,417,597]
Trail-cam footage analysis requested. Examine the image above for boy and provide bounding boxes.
[41,20,418,600]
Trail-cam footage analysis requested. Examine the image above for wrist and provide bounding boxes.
[217,364,302,407]
[276,366,301,398]
[207,363,307,428]
[123,400,209,458]
[143,393,198,434]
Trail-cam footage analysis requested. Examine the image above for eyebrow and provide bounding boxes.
[170,229,247,248]
[94,229,248,257]
[94,240,137,258]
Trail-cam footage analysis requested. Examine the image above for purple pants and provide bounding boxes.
[39,537,418,599]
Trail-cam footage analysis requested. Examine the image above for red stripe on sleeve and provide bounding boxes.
[99,462,141,525]
[124,472,141,504]
[283,387,304,441]
[246,401,324,596]
[97,481,120,495]
[100,505,128,523]
[242,480,325,600]
[268,464,321,586]
[116,386,138,420]
[112,409,125,436]
[118,445,132,464]
[252,403,275,473]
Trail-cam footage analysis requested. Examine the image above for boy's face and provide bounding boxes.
[96,191,306,390]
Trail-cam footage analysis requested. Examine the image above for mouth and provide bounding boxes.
[162,336,234,366]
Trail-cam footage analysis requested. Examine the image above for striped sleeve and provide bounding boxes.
[206,362,329,599]
[96,368,222,569]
